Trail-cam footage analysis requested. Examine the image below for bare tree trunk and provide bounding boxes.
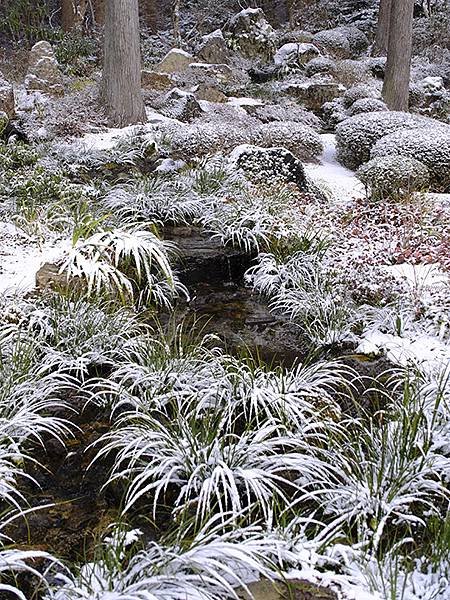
[173,0,181,46]
[382,0,415,111]
[140,0,157,32]
[102,0,146,127]
[61,0,86,31]
[372,0,392,55]
[92,0,105,25]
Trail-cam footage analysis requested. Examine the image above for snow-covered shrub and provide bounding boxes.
[348,97,388,116]
[55,126,157,180]
[95,406,305,525]
[370,127,450,191]
[61,225,187,307]
[357,156,430,200]
[322,98,347,131]
[257,121,323,161]
[43,521,278,600]
[342,83,380,108]
[312,28,351,59]
[250,102,322,131]
[162,122,249,159]
[105,177,206,226]
[16,295,146,376]
[0,141,39,170]
[204,185,296,254]
[335,111,439,169]
[305,56,336,77]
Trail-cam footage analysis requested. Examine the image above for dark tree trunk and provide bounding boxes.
[102,0,146,126]
[61,0,86,31]
[373,0,392,56]
[382,0,415,111]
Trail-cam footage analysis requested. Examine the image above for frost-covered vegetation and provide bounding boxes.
[0,0,449,598]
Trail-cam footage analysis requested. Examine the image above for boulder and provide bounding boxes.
[305,56,336,77]
[25,41,64,96]
[230,145,324,197]
[197,29,230,64]
[0,73,15,118]
[225,8,276,61]
[248,64,281,83]
[156,48,194,74]
[141,70,173,91]
[188,62,233,83]
[161,88,203,122]
[283,81,346,112]
[274,43,320,70]
[194,83,227,103]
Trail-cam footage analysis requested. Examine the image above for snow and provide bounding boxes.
[304,133,365,204]
[0,222,70,296]
[227,97,264,107]
[386,262,450,289]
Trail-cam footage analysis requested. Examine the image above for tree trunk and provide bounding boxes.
[172,0,181,46]
[140,0,157,32]
[382,0,414,111]
[92,0,105,25]
[372,0,392,56]
[102,0,146,127]
[61,0,86,31]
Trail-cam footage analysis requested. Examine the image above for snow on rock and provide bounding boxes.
[0,222,70,296]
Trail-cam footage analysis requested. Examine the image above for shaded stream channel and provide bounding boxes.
[7,226,391,573]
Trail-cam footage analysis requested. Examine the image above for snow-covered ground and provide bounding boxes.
[305,133,365,204]
[0,222,69,295]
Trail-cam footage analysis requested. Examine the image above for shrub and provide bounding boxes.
[370,127,450,191]
[257,121,323,161]
[342,84,381,108]
[348,98,388,116]
[357,156,430,200]
[335,111,440,169]
[54,32,98,77]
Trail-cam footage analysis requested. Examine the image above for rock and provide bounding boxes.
[194,83,227,103]
[161,88,203,122]
[277,29,314,45]
[188,62,233,83]
[156,48,194,74]
[274,43,320,70]
[0,73,15,118]
[197,29,230,64]
[419,76,444,94]
[248,64,281,83]
[225,8,276,61]
[141,70,173,91]
[283,81,346,112]
[25,41,64,96]
[230,145,322,195]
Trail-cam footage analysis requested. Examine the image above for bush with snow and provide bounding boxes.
[335,111,441,168]
[250,102,322,131]
[305,56,336,77]
[357,155,430,200]
[342,83,381,108]
[370,126,450,191]
[312,26,368,59]
[257,121,323,161]
[348,97,388,116]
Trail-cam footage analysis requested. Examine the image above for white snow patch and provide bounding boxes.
[0,222,70,296]
[304,133,365,204]
[227,96,264,107]
[386,262,450,289]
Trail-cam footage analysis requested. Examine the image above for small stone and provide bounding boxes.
[194,83,227,103]
[188,62,233,83]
